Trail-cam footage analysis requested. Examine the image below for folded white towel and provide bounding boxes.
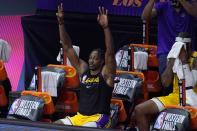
[134,51,148,70]
[41,71,61,97]
[168,41,186,79]
[57,45,80,65]
[168,41,195,87]
[167,41,186,59]
[0,39,11,62]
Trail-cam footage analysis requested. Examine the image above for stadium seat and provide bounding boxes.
[111,99,127,123]
[21,90,55,115]
[0,60,8,107]
[0,60,11,117]
[129,44,158,69]
[36,65,79,115]
[111,70,145,129]
[129,44,162,96]
[143,70,161,93]
[165,105,197,130]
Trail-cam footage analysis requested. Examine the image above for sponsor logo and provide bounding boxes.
[84,77,100,84]
[113,78,137,95]
[154,112,186,131]
[10,99,41,117]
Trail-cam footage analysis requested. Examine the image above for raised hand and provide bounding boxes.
[97,7,109,29]
[56,3,64,24]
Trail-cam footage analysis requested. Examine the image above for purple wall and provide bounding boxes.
[37,0,148,16]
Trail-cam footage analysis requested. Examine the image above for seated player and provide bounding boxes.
[134,32,197,131]
[54,3,116,128]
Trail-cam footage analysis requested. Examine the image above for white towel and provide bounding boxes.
[167,41,195,87]
[172,59,194,87]
[41,71,61,97]
[57,45,80,65]
[167,41,186,59]
[167,41,186,79]
[186,89,197,108]
[115,49,128,68]
[172,58,184,79]
[0,39,11,62]
[134,51,148,70]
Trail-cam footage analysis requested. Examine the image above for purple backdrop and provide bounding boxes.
[37,0,148,16]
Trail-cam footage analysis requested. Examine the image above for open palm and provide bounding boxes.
[97,7,108,29]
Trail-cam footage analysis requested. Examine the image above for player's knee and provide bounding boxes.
[134,104,145,117]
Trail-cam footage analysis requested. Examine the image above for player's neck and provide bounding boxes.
[90,70,100,76]
[90,67,102,76]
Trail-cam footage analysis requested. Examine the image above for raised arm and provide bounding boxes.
[161,58,175,87]
[179,0,197,17]
[97,7,116,87]
[141,0,157,21]
[56,3,88,75]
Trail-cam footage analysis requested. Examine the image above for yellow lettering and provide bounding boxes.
[113,0,119,5]
[95,77,99,82]
[90,78,94,83]
[112,0,142,7]
[85,78,90,83]
[84,77,99,83]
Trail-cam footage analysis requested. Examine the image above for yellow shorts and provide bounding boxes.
[66,112,111,128]
[157,93,179,106]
